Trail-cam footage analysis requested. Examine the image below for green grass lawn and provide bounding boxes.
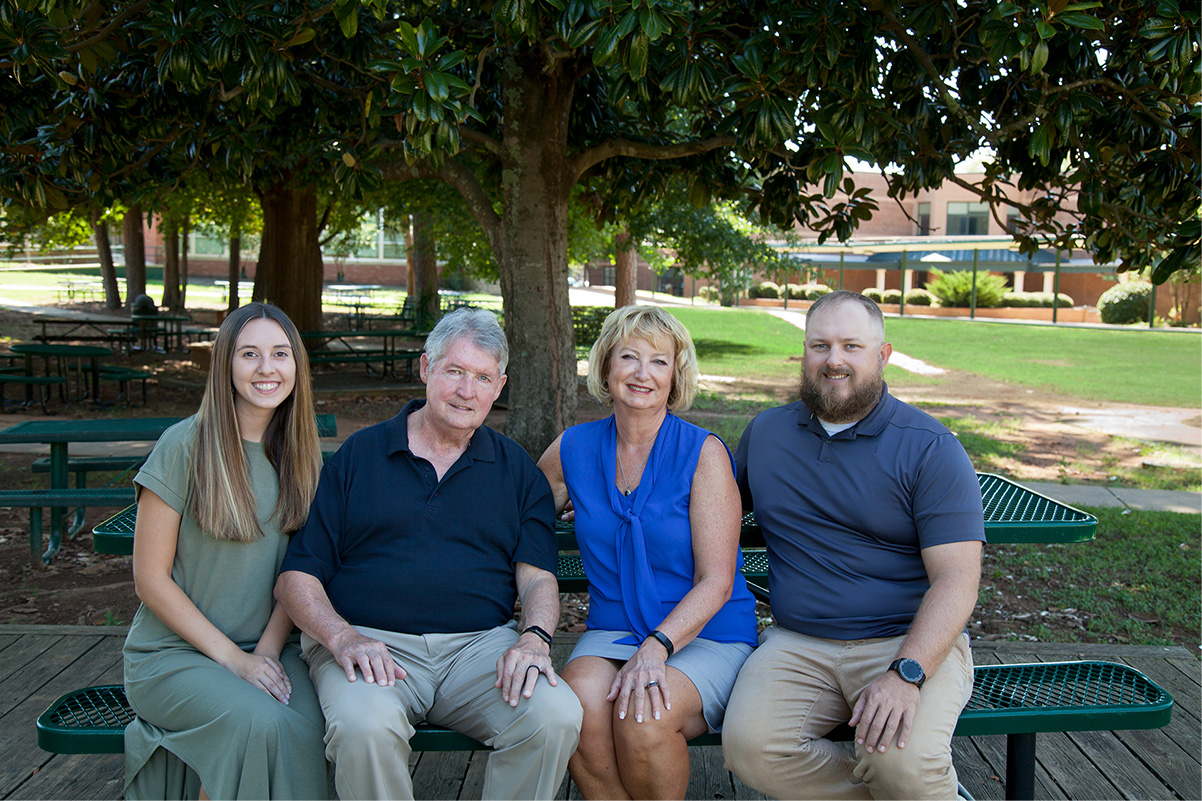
[884,317,1201,408]
[980,508,1201,647]
[662,308,1200,407]
[669,307,805,384]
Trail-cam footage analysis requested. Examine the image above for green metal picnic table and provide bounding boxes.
[1,415,337,560]
[10,342,113,405]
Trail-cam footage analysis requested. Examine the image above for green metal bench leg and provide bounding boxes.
[30,507,42,566]
[67,471,87,539]
[30,507,60,565]
[1006,732,1036,801]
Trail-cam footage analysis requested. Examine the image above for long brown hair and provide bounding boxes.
[191,303,322,541]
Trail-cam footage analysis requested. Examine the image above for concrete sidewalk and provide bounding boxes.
[1019,480,1200,515]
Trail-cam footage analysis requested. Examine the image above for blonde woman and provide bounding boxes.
[123,302,328,800]
[538,305,757,799]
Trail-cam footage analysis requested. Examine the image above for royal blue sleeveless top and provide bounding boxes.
[560,413,758,647]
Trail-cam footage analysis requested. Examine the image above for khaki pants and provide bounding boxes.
[303,623,582,801]
[723,627,973,800]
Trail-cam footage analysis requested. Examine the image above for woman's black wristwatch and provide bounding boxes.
[644,629,675,658]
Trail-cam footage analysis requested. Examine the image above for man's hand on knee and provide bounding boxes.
[331,630,406,686]
[495,635,558,707]
[849,672,919,753]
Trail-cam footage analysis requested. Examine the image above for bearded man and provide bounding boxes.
[723,291,984,800]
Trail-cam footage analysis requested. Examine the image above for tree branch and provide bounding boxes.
[877,6,999,149]
[65,0,153,54]
[459,125,501,157]
[378,157,501,246]
[569,135,738,185]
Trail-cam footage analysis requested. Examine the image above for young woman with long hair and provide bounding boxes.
[122,302,328,800]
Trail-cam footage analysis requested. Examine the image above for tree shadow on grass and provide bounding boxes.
[692,339,762,359]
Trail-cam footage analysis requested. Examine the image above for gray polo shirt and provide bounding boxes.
[734,387,985,640]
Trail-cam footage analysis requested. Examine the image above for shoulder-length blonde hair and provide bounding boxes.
[191,302,322,542]
[586,305,700,412]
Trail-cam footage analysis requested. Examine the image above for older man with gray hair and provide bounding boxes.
[277,308,582,800]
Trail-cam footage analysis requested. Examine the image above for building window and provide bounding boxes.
[947,201,990,235]
[917,202,931,236]
[1005,209,1022,233]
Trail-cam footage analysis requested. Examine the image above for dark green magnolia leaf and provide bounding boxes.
[593,26,621,65]
[1031,40,1048,74]
[288,27,316,47]
[627,34,649,79]
[338,6,358,38]
[1055,11,1105,30]
[565,18,603,48]
[397,21,418,54]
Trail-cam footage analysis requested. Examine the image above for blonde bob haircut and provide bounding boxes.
[190,302,322,542]
[587,305,700,412]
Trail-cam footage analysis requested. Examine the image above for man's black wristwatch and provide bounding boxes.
[888,658,926,690]
[522,625,553,647]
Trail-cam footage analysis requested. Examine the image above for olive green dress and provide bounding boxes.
[122,417,329,800]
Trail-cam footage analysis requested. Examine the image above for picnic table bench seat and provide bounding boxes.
[97,365,153,407]
[31,454,146,477]
[36,661,1172,800]
[308,349,422,379]
[1,487,137,563]
[0,374,68,413]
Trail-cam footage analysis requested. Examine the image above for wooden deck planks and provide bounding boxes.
[1,625,1195,801]
[0,632,124,799]
[970,642,1197,801]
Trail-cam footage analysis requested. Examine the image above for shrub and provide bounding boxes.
[1003,291,1076,308]
[1097,281,1153,325]
[696,285,720,302]
[924,268,1008,308]
[570,305,612,348]
[748,281,780,299]
[802,283,832,300]
[882,289,903,304]
[785,283,806,299]
[861,287,884,302]
[904,288,934,306]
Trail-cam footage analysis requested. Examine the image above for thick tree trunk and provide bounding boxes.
[256,179,324,332]
[91,212,122,311]
[123,205,147,306]
[494,52,576,457]
[228,234,242,312]
[405,220,416,298]
[179,215,189,307]
[614,230,638,308]
[162,217,181,311]
[411,212,439,328]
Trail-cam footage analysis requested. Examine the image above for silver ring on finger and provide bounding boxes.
[647,680,659,688]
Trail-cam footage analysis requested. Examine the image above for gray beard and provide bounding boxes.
[798,371,884,424]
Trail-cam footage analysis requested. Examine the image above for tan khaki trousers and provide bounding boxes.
[302,623,582,801]
[723,627,973,800]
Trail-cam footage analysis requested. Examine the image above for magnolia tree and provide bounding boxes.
[2,0,1197,454]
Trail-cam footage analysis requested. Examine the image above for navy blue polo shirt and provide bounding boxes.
[281,399,558,634]
[735,386,985,640]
